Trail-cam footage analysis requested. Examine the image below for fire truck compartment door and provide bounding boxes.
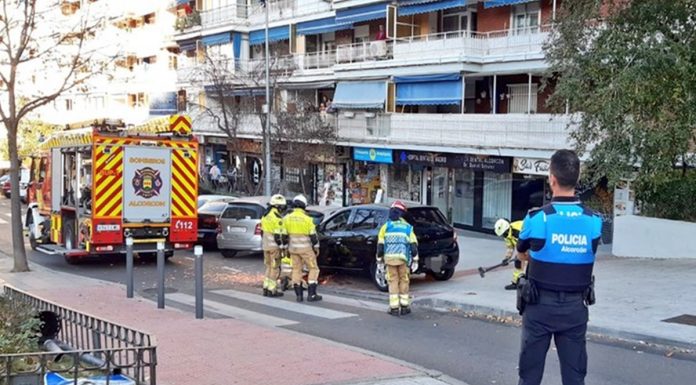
[51,149,61,211]
[123,147,172,224]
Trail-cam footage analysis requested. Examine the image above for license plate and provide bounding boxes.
[227,227,247,233]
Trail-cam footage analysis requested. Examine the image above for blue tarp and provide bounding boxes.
[332,81,386,109]
[395,74,462,106]
[398,0,467,16]
[201,32,231,46]
[297,17,352,35]
[335,2,387,25]
[233,33,242,60]
[249,26,290,45]
[484,0,533,8]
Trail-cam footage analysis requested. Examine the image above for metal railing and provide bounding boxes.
[201,3,248,28]
[336,40,392,64]
[1,286,157,385]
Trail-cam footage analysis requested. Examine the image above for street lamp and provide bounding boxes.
[262,0,271,195]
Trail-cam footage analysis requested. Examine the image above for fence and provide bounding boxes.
[1,286,157,385]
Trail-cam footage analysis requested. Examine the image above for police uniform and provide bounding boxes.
[377,218,418,313]
[260,206,286,296]
[284,207,321,302]
[516,196,602,385]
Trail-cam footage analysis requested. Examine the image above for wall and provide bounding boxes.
[613,215,696,259]
[476,3,510,32]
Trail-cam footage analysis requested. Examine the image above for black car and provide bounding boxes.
[316,204,459,291]
[197,200,234,248]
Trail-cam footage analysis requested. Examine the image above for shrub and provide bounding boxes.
[636,170,696,222]
[0,296,40,354]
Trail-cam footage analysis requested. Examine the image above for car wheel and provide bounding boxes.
[369,260,389,292]
[29,231,38,251]
[221,250,237,258]
[430,268,455,281]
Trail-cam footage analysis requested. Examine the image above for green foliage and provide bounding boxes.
[635,170,696,221]
[0,296,40,354]
[0,120,54,161]
[545,0,696,221]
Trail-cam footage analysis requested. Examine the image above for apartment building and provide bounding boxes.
[174,0,569,233]
[41,0,179,126]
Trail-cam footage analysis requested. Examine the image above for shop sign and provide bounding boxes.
[512,157,550,176]
[228,139,262,154]
[353,147,393,164]
[207,136,227,145]
[397,150,510,173]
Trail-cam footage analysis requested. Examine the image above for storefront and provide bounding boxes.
[393,150,512,232]
[349,147,392,205]
[511,157,551,221]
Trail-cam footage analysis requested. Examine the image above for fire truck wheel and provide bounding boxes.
[29,231,38,251]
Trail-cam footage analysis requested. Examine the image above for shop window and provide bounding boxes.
[507,84,538,113]
[453,169,475,226]
[482,172,512,229]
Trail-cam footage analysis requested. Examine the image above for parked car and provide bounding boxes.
[1,169,29,202]
[316,204,459,292]
[215,197,331,258]
[198,194,236,209]
[197,200,235,248]
[1,176,10,198]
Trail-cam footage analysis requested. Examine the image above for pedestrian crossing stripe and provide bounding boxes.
[212,289,358,320]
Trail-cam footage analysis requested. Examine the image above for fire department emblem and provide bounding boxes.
[132,167,163,199]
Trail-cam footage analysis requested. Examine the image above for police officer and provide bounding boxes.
[260,194,287,297]
[377,201,418,316]
[494,218,525,290]
[516,150,602,385]
[284,194,322,302]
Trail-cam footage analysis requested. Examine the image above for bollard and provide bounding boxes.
[194,245,204,319]
[126,237,134,298]
[157,241,165,309]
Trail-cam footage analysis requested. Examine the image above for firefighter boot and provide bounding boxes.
[505,282,518,291]
[307,283,323,302]
[400,306,411,315]
[388,307,400,316]
[294,284,304,302]
[263,288,270,296]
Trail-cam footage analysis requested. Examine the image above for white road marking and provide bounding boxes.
[166,293,297,327]
[212,289,357,320]
[221,266,242,273]
[320,294,387,313]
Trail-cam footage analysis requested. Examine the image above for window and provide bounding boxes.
[442,7,470,37]
[351,209,379,231]
[222,204,263,220]
[323,210,351,232]
[512,3,540,35]
[405,208,448,227]
[65,99,73,111]
[507,83,538,113]
[353,25,370,44]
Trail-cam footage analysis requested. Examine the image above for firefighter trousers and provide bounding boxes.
[263,249,281,292]
[291,249,319,286]
[386,260,410,308]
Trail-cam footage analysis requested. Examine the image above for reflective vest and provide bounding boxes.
[260,207,286,250]
[378,219,418,263]
[519,198,603,292]
[283,208,316,253]
[504,220,524,249]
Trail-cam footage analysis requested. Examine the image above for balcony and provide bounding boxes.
[201,4,247,29]
[247,0,332,25]
[337,113,573,151]
[297,51,336,71]
[336,40,391,64]
[242,56,296,76]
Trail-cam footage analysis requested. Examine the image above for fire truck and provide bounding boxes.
[24,115,199,264]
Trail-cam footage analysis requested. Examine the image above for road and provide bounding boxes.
[0,197,694,385]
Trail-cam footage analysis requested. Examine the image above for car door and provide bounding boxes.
[342,208,384,269]
[316,209,353,268]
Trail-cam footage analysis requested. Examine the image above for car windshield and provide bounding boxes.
[199,201,229,214]
[404,208,448,227]
[222,203,263,220]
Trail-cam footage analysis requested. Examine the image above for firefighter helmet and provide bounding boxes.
[293,194,307,209]
[270,194,286,207]
[494,218,511,237]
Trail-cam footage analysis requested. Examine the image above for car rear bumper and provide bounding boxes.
[420,244,459,272]
[216,235,262,252]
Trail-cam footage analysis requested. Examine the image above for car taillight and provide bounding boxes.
[203,216,217,226]
[254,223,262,235]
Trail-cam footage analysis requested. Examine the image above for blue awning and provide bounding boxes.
[176,0,189,5]
[297,17,352,36]
[335,2,387,25]
[484,0,533,8]
[249,26,290,45]
[398,0,467,16]
[201,32,231,46]
[233,33,242,60]
[179,39,197,52]
[332,81,386,109]
[395,74,462,106]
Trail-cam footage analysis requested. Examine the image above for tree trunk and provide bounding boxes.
[7,119,29,272]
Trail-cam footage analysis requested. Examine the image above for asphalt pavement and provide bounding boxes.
[0,196,694,385]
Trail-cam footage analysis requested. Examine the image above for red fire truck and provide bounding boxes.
[25,115,199,263]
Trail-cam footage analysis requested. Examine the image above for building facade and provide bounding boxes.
[173,0,569,232]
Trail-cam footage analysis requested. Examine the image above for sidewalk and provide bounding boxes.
[414,231,696,349]
[0,255,465,385]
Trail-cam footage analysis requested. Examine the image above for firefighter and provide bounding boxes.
[261,194,288,297]
[377,201,418,316]
[494,218,525,290]
[284,194,322,302]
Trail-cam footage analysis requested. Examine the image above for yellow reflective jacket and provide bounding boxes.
[378,219,418,263]
[261,207,286,250]
[283,208,316,253]
[504,220,524,249]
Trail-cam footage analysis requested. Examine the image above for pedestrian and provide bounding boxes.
[377,200,418,316]
[260,194,288,297]
[209,163,221,189]
[515,149,602,385]
[284,194,322,302]
[493,218,526,290]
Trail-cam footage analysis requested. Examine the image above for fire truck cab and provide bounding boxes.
[25,115,199,264]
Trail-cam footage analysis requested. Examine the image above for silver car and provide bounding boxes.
[216,197,268,258]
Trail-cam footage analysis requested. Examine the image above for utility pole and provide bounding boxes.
[263,0,272,195]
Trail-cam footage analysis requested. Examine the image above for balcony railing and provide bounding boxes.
[247,0,332,25]
[175,11,201,32]
[336,40,392,64]
[201,3,247,28]
[338,113,573,151]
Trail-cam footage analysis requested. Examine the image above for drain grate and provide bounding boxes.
[662,314,696,327]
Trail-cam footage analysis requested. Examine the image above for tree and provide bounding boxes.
[0,1,109,271]
[545,0,696,220]
[0,120,55,161]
